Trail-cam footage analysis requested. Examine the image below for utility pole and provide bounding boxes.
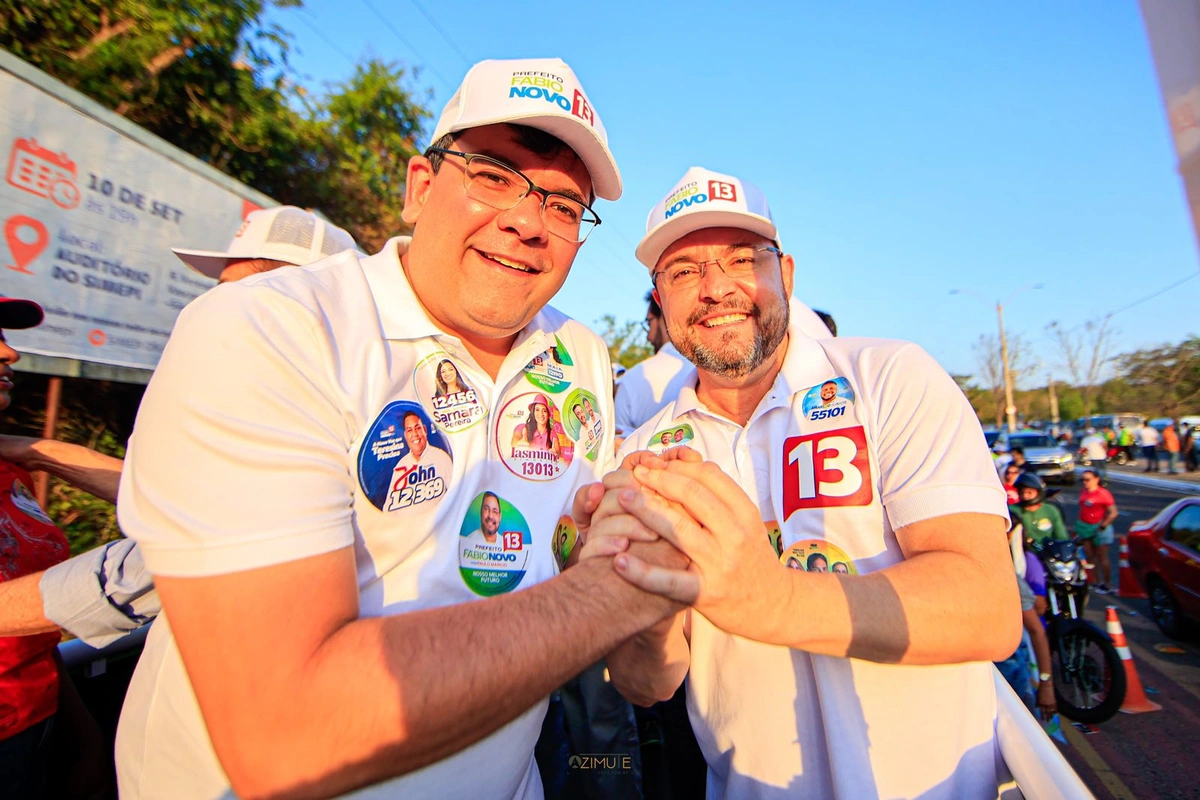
[1048,374,1060,429]
[997,302,1017,433]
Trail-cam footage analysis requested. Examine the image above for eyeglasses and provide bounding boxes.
[640,318,653,334]
[426,147,601,243]
[652,246,782,291]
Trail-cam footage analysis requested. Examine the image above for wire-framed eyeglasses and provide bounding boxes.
[426,147,601,243]
[652,246,782,290]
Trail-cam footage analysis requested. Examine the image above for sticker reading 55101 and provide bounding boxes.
[782,425,873,519]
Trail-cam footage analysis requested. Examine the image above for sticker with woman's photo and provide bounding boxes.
[552,515,579,571]
[357,401,453,514]
[765,521,783,557]
[562,388,604,462]
[459,491,531,596]
[414,352,486,433]
[498,392,574,480]
[780,539,857,575]
[523,336,575,394]
[801,378,855,422]
[647,423,695,454]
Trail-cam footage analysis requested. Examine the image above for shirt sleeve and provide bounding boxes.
[40,539,159,648]
[117,283,355,577]
[864,343,1010,531]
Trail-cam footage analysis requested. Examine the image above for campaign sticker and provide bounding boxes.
[414,352,486,433]
[498,391,574,480]
[765,520,783,557]
[562,388,604,462]
[552,514,579,571]
[647,423,695,454]
[801,378,855,422]
[10,478,52,525]
[523,336,575,394]
[459,491,531,596]
[357,401,453,513]
[780,539,857,575]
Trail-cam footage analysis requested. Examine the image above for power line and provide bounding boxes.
[356,0,457,91]
[1107,272,1198,319]
[406,0,472,67]
[294,11,356,66]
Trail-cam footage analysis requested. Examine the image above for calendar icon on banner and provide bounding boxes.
[6,138,81,209]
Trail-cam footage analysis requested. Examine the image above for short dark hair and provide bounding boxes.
[403,411,422,426]
[1011,447,1024,456]
[426,125,573,173]
[645,289,661,319]
[814,309,837,337]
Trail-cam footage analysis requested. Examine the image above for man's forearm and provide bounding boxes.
[173,554,685,799]
[0,571,58,637]
[6,437,123,503]
[763,550,1021,665]
[607,611,689,706]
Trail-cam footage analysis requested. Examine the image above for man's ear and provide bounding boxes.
[402,156,435,225]
[780,252,796,299]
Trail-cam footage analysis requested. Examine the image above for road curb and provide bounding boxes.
[1077,467,1200,495]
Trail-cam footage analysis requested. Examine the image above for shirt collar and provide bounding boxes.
[361,237,556,361]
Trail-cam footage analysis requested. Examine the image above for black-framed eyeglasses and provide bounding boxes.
[640,318,652,334]
[426,147,601,243]
[652,246,782,291]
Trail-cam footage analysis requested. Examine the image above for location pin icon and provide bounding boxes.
[5,215,50,275]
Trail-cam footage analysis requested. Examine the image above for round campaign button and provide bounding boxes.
[780,539,857,575]
[414,352,487,433]
[497,391,574,480]
[647,423,695,455]
[552,514,579,571]
[357,401,453,514]
[459,491,531,596]
[562,388,605,463]
[523,336,575,394]
[802,378,855,423]
[9,478,52,525]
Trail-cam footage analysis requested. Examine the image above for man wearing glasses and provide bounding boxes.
[577,167,1020,798]
[113,58,683,799]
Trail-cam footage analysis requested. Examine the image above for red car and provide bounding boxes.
[1127,497,1200,638]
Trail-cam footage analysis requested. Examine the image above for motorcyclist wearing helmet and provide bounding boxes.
[1008,472,1068,543]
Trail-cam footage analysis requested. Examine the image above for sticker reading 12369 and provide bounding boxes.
[782,425,873,519]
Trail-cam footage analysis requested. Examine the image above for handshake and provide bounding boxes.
[567,446,788,642]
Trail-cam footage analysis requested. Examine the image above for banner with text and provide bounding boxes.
[0,67,265,370]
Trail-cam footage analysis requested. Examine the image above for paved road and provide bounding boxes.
[1035,468,1200,799]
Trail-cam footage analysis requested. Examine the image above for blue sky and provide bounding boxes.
[267,0,1199,384]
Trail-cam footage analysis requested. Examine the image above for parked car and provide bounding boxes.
[996,431,1076,484]
[1126,498,1200,638]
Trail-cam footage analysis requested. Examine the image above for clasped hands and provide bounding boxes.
[570,446,787,639]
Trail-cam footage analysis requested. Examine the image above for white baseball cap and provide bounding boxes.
[429,58,622,201]
[636,167,778,269]
[172,206,359,279]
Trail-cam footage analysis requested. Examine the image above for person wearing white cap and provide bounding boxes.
[113,58,681,799]
[0,207,361,654]
[171,205,359,283]
[574,167,1020,798]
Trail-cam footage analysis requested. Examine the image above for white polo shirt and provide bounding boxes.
[115,237,615,799]
[615,298,832,435]
[619,322,1009,799]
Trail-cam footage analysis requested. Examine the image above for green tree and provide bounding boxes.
[0,2,434,248]
[596,314,653,369]
[1114,338,1200,418]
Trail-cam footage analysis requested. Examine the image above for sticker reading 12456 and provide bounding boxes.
[782,425,873,519]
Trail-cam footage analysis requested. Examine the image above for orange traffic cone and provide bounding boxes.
[1117,536,1146,599]
[1106,606,1162,714]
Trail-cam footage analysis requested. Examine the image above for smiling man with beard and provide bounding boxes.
[575,166,1021,799]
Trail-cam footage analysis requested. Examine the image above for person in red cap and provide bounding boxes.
[0,298,108,796]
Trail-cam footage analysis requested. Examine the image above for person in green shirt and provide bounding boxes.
[1008,472,1069,543]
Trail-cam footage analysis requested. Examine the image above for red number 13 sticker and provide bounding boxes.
[783,426,873,518]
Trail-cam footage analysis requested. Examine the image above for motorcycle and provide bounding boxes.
[1029,537,1127,723]
[1077,444,1130,467]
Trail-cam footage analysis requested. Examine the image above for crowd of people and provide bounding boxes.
[0,57,1040,799]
